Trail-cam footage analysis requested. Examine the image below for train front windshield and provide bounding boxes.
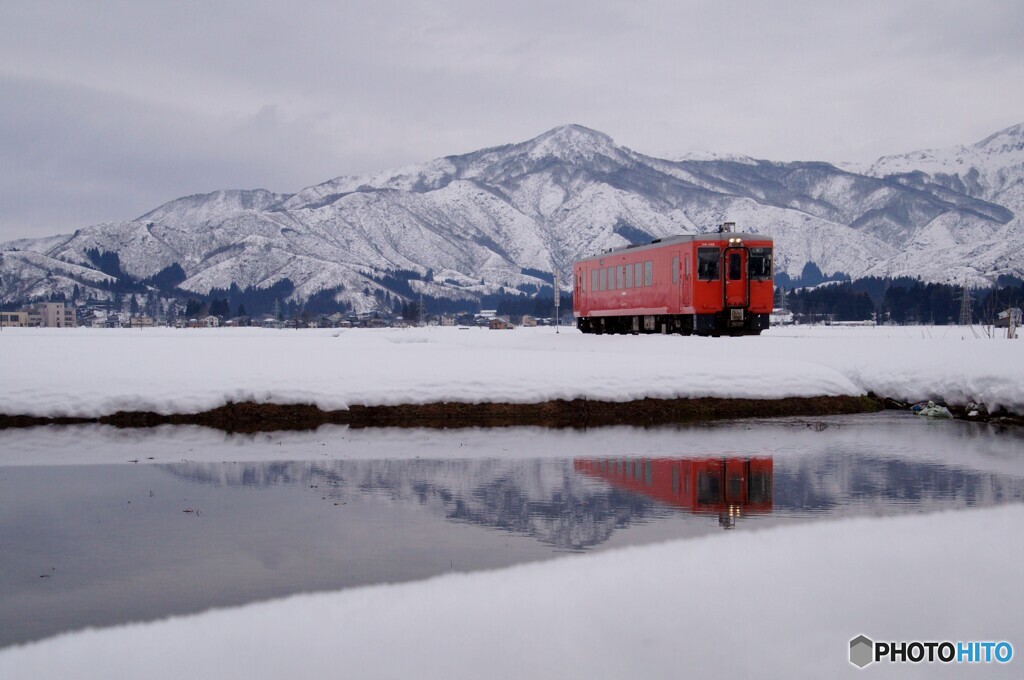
[748,248,772,279]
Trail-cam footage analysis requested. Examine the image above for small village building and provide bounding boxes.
[489,317,514,330]
[996,308,1022,328]
[0,311,29,327]
[18,302,76,327]
[520,315,537,327]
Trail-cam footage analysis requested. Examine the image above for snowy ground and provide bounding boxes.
[0,324,1021,418]
[1,504,1019,679]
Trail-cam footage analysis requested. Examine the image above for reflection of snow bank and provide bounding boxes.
[2,505,1021,679]
[0,325,1021,418]
[3,414,1024,480]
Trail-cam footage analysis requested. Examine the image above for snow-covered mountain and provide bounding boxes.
[2,122,1021,307]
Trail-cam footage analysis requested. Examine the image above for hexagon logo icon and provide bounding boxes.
[850,635,874,668]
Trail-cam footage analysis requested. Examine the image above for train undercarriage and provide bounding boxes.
[576,311,769,337]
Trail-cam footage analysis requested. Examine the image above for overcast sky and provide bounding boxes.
[2,0,1022,241]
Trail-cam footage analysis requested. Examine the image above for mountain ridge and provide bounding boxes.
[2,123,1021,309]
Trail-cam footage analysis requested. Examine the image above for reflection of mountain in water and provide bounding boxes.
[165,459,661,550]
[775,458,1021,514]
[162,455,1024,550]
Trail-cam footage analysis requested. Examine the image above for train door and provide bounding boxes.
[723,459,747,505]
[681,250,691,308]
[723,247,749,308]
[670,250,682,312]
[574,267,584,316]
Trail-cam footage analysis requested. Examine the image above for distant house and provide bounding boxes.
[201,315,220,328]
[77,311,106,328]
[489,317,514,330]
[129,315,155,328]
[479,309,498,320]
[521,315,537,327]
[996,308,1021,328]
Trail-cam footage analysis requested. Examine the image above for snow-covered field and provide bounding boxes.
[1,324,1022,418]
[1,504,1019,679]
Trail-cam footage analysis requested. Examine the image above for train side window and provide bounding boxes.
[697,248,720,280]
[645,460,652,486]
[591,269,598,292]
[672,466,679,494]
[634,262,642,288]
[685,257,690,276]
[600,268,607,291]
[728,253,742,280]
[625,263,633,288]
[644,261,652,286]
[672,256,679,283]
[748,248,772,279]
[617,266,624,289]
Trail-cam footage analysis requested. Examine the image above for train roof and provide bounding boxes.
[576,232,772,263]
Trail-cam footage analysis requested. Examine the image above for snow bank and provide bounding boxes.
[0,325,1021,419]
[1,505,1020,679]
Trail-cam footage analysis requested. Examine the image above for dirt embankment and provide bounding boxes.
[2,395,1019,433]
[0,395,884,433]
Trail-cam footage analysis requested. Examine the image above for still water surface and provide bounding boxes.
[1,413,1022,648]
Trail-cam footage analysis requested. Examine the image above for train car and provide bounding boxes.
[572,222,773,335]
[573,457,773,529]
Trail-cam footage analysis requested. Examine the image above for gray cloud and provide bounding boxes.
[1,0,1022,240]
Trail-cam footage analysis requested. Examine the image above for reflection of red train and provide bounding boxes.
[574,457,773,528]
[572,223,774,336]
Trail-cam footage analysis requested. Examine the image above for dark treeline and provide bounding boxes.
[492,292,573,319]
[783,277,1024,324]
[20,253,1022,326]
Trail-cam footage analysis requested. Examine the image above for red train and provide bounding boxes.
[572,223,773,335]
[573,457,773,529]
